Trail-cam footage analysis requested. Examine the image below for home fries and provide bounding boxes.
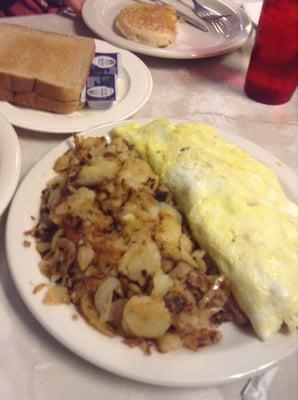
[30,120,297,354]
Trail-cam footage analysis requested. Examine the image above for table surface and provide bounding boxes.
[0,10,297,400]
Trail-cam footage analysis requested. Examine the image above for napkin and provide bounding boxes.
[241,368,279,400]
[242,1,263,26]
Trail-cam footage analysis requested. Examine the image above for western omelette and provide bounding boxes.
[114,119,298,340]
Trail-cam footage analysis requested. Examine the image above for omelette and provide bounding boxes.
[113,119,298,340]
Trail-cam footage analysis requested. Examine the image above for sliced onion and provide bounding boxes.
[94,277,121,322]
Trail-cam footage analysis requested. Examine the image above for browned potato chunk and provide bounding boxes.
[119,236,161,282]
[55,187,95,216]
[157,333,182,353]
[77,160,119,185]
[54,149,75,172]
[118,158,157,190]
[122,296,171,338]
[43,285,70,305]
[152,273,173,297]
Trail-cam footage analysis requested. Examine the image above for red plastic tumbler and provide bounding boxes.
[244,0,298,105]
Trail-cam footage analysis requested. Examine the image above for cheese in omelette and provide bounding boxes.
[114,120,298,340]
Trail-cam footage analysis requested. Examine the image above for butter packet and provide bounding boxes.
[82,74,117,109]
[82,52,121,109]
[90,53,122,76]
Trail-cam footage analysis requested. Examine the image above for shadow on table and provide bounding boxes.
[16,127,70,141]
[73,16,98,38]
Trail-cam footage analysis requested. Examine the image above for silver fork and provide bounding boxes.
[177,0,231,20]
[190,0,231,37]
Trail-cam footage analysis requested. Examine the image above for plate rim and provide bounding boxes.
[0,39,153,134]
[82,0,253,59]
[5,118,298,388]
[0,113,21,216]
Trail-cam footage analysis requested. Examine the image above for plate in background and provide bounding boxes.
[82,0,252,59]
[0,113,21,217]
[6,118,298,388]
[0,40,152,134]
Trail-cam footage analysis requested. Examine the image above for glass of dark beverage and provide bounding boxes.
[244,0,298,105]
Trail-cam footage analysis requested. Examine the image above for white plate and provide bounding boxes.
[0,40,152,134]
[6,119,298,387]
[0,113,21,217]
[82,0,252,59]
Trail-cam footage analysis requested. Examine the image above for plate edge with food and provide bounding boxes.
[0,24,153,133]
[82,0,253,59]
[5,119,298,387]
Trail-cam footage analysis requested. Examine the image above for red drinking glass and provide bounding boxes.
[244,0,298,105]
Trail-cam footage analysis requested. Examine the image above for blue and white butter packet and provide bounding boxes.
[82,52,122,109]
[91,53,122,76]
[84,74,117,109]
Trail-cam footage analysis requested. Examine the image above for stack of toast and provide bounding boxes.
[0,24,95,114]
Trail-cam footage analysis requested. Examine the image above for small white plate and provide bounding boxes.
[82,0,252,59]
[6,119,298,387]
[0,40,152,134]
[0,113,21,217]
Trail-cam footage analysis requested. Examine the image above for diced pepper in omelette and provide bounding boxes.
[114,119,298,340]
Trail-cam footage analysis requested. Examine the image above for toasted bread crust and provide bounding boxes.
[0,87,13,102]
[0,24,95,107]
[0,87,81,114]
[116,3,176,47]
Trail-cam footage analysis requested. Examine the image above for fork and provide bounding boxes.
[176,0,231,20]
[190,0,231,37]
